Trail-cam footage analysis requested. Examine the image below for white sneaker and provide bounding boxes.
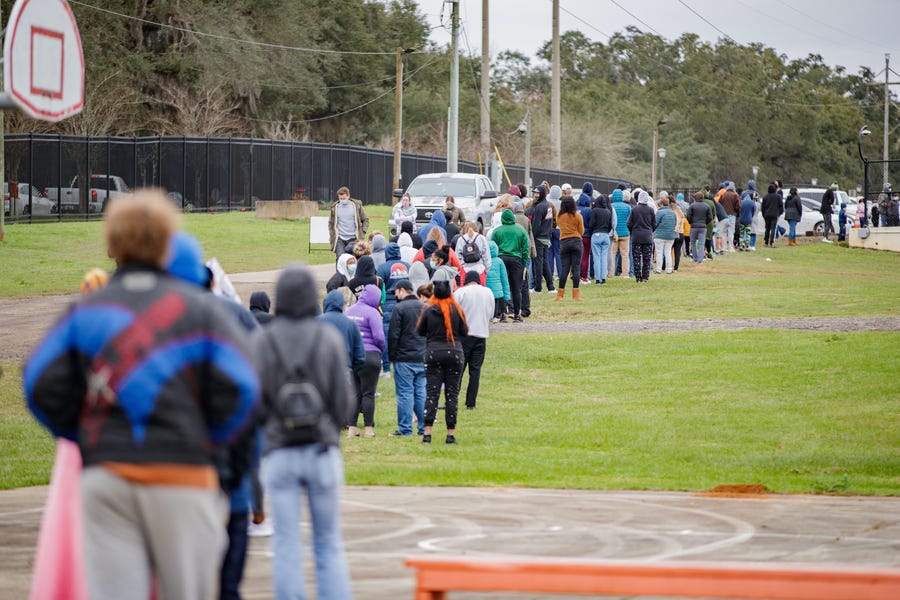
[379,370,391,379]
[821,238,833,243]
[248,520,274,537]
[547,289,557,294]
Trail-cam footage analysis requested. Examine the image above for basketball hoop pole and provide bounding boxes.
[0,0,5,242]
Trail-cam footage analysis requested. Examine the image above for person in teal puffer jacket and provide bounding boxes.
[484,241,511,323]
[611,188,632,277]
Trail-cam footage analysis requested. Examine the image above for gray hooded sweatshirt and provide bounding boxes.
[251,266,355,452]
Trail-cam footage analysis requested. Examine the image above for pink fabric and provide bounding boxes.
[30,439,89,600]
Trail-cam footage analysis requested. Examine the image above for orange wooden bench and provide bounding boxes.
[405,555,900,599]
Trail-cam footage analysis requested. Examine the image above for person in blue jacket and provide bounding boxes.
[319,289,366,374]
[24,191,260,600]
[417,208,448,244]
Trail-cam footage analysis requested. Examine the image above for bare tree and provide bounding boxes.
[150,81,244,137]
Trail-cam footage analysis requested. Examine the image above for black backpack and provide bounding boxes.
[267,331,331,446]
[461,236,482,263]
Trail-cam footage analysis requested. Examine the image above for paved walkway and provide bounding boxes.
[2,485,899,599]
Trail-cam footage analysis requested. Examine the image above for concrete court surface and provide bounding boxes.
[1,484,899,599]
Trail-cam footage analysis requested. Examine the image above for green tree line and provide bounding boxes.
[3,1,893,189]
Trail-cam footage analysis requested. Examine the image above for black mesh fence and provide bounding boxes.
[3,133,630,222]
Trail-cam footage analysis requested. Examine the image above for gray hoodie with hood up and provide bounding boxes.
[251,266,355,452]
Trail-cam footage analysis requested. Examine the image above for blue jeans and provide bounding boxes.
[393,361,425,435]
[381,322,390,373]
[788,220,798,240]
[548,228,562,278]
[221,512,248,600]
[263,446,353,600]
[590,232,610,280]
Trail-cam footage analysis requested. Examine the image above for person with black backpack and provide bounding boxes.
[454,221,491,285]
[251,265,355,600]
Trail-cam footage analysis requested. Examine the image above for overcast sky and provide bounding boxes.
[420,0,900,77]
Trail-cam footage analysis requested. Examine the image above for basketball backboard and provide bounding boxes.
[2,0,84,123]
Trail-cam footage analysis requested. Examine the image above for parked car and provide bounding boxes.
[778,187,851,236]
[47,174,130,214]
[3,183,57,217]
[393,172,497,233]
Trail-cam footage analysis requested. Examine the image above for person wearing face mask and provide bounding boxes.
[328,186,369,262]
[326,254,357,293]
[429,246,459,290]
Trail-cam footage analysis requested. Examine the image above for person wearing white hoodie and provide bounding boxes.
[396,232,417,265]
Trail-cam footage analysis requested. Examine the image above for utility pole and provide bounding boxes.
[550,0,561,170]
[866,54,900,190]
[0,0,5,242]
[393,47,405,194]
[447,0,460,173]
[480,0,490,174]
[885,54,891,189]
[393,46,417,194]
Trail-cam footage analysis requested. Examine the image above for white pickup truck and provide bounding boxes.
[48,174,130,214]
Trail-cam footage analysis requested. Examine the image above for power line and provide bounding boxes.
[779,0,900,57]
[558,5,612,41]
[556,1,873,109]
[606,0,664,38]
[459,25,491,114]
[237,55,444,125]
[675,0,735,44]
[70,0,407,56]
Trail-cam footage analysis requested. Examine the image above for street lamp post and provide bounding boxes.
[651,118,669,198]
[858,125,872,206]
[657,148,667,192]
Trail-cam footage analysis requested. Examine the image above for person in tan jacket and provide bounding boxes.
[555,196,585,300]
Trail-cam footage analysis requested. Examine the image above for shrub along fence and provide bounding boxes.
[2,133,627,222]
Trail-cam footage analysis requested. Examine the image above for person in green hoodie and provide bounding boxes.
[489,209,530,323]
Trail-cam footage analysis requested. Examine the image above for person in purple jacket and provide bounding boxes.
[345,284,385,438]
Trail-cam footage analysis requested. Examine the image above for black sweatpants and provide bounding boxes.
[424,346,464,429]
[533,239,553,291]
[461,335,487,409]
[559,237,583,289]
[351,351,381,427]
[500,255,524,317]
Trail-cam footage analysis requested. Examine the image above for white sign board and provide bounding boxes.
[3,0,85,122]
[309,216,331,251]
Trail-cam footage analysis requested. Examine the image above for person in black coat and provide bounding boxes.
[820,186,836,241]
[626,191,657,282]
[761,183,784,247]
[387,279,427,436]
[347,255,382,299]
[249,291,274,325]
[415,280,468,444]
[783,187,803,246]
[391,220,423,249]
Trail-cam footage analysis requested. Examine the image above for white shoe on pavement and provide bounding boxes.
[248,520,274,537]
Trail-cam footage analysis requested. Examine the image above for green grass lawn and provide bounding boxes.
[5,330,898,494]
[2,208,899,321]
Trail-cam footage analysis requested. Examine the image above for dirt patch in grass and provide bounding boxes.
[698,483,770,498]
